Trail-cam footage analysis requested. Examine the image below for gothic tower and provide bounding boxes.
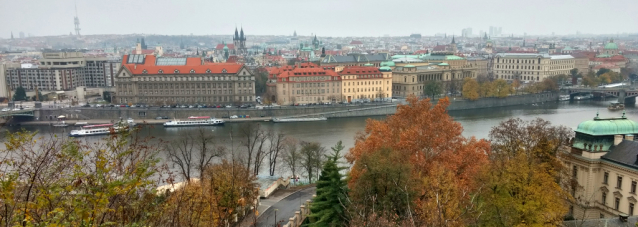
[233,26,247,55]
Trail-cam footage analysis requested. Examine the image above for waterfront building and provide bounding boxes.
[572,52,591,74]
[114,54,255,105]
[563,112,638,219]
[493,53,575,82]
[339,66,392,102]
[268,62,341,105]
[4,51,119,92]
[388,53,478,97]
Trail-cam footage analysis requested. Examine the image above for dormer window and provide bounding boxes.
[221,69,227,73]
[158,69,164,74]
[190,69,195,74]
[174,69,180,74]
[206,69,211,73]
[142,69,147,74]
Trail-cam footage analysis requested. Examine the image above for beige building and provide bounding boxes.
[115,54,255,105]
[466,56,490,76]
[572,53,591,74]
[493,53,575,82]
[339,66,392,103]
[563,113,638,220]
[271,64,341,105]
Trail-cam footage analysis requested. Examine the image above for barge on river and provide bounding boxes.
[163,116,224,127]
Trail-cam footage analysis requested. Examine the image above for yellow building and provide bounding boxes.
[339,66,392,103]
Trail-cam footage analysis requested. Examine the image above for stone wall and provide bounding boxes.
[33,92,558,121]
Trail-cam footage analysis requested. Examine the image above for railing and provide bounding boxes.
[282,197,313,227]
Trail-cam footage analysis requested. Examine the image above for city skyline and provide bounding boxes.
[1,0,637,38]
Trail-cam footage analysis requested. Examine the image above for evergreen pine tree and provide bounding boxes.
[307,141,348,227]
[13,86,26,101]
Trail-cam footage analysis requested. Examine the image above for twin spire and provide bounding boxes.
[233,26,245,41]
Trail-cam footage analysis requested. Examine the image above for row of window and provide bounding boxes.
[119,95,251,104]
[601,192,635,215]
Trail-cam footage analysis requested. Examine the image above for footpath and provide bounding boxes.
[240,184,316,227]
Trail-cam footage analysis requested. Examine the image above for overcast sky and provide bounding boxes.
[2,0,637,38]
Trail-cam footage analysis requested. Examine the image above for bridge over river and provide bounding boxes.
[565,87,638,103]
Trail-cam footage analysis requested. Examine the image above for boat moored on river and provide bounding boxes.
[608,102,625,110]
[163,116,224,127]
[69,124,126,137]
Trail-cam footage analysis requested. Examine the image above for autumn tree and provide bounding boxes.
[490,79,513,98]
[0,128,168,226]
[347,147,417,225]
[308,141,348,226]
[238,122,268,176]
[152,160,258,226]
[511,79,521,95]
[462,77,479,101]
[479,80,493,97]
[477,118,574,226]
[347,95,490,226]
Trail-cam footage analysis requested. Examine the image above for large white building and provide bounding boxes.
[4,52,120,92]
[493,53,575,82]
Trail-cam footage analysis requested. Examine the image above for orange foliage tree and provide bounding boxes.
[347,95,490,226]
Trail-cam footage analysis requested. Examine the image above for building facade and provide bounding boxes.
[564,113,638,220]
[4,52,119,92]
[493,53,575,82]
[391,64,476,97]
[269,63,341,105]
[320,53,391,67]
[340,66,392,103]
[114,54,255,105]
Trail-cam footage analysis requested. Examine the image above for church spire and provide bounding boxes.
[234,27,239,40]
[10,31,13,39]
[451,35,455,44]
[483,32,488,40]
[240,26,245,40]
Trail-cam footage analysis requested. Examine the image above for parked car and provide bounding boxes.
[225,105,232,108]
[155,116,170,120]
[230,115,238,119]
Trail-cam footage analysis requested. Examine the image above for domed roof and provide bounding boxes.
[380,61,395,67]
[379,66,392,71]
[575,113,638,136]
[604,39,619,50]
[223,44,229,50]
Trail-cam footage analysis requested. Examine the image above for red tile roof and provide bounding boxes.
[215,44,235,50]
[350,40,363,45]
[339,66,381,75]
[121,54,243,75]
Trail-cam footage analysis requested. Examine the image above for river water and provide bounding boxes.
[6,100,631,151]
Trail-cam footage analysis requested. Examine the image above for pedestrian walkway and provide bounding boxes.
[239,185,315,227]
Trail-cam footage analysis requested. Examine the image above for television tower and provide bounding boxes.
[74,3,81,36]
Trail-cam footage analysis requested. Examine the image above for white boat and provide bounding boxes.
[75,122,88,126]
[127,118,136,126]
[69,124,126,137]
[163,116,224,127]
[559,95,570,101]
[53,121,69,127]
[272,117,328,123]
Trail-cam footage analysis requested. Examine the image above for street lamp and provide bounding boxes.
[274,209,278,226]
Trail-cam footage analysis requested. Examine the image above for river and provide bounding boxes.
[5,100,631,151]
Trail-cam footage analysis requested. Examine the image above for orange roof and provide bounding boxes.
[121,55,243,75]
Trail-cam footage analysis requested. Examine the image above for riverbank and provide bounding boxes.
[15,117,273,126]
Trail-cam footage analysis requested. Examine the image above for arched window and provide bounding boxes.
[142,69,148,74]
[174,69,180,73]
[206,69,211,73]
[222,69,227,73]
[190,69,195,74]
[158,69,164,74]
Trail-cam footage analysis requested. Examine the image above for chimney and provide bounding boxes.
[626,134,635,141]
[614,134,624,146]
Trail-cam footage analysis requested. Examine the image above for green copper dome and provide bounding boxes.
[379,66,392,71]
[604,40,619,50]
[438,63,449,66]
[380,61,395,67]
[575,113,638,136]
